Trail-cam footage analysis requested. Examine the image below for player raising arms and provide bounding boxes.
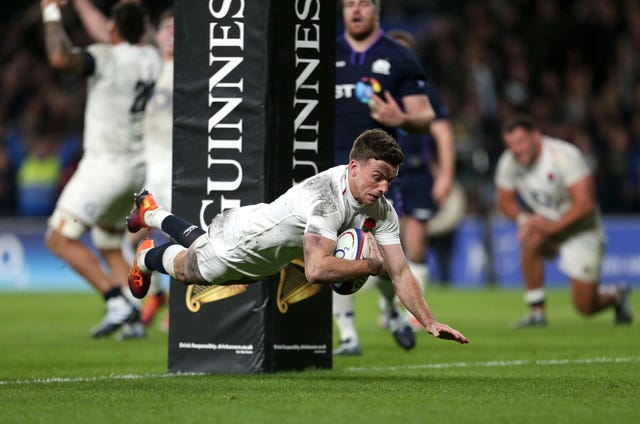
[127,129,469,346]
[41,0,161,337]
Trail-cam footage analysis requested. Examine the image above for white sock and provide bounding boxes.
[120,287,142,308]
[407,260,428,293]
[332,291,358,343]
[146,208,171,230]
[162,244,187,279]
[373,275,395,313]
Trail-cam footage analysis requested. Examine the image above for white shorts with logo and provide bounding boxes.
[52,152,145,230]
[557,227,605,283]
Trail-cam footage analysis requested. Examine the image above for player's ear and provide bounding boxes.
[348,159,359,175]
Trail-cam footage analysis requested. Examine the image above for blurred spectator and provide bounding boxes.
[0,1,169,217]
[2,0,640,215]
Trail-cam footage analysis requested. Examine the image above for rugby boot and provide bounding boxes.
[91,295,138,338]
[513,312,547,329]
[387,308,416,350]
[614,283,633,325]
[128,238,155,299]
[333,338,362,356]
[126,189,158,233]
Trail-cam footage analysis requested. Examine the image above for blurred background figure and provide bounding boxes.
[495,114,632,328]
[332,0,435,356]
[71,0,175,331]
[40,0,161,338]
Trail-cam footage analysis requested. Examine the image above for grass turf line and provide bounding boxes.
[0,288,637,423]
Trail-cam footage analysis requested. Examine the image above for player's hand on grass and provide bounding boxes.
[425,322,469,344]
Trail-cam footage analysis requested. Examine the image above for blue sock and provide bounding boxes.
[160,215,205,247]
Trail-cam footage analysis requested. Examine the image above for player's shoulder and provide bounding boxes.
[543,135,583,159]
[86,43,111,59]
[495,147,519,176]
[379,35,420,61]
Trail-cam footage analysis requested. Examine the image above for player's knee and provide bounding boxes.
[174,249,207,284]
[46,210,87,252]
[91,226,125,250]
[574,302,595,316]
[572,293,598,316]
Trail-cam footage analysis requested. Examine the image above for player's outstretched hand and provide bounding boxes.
[425,322,469,344]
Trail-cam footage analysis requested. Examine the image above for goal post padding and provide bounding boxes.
[169,0,336,373]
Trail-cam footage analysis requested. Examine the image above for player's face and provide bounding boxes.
[157,17,174,60]
[343,0,378,41]
[503,127,541,166]
[349,158,398,205]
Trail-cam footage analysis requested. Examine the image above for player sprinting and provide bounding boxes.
[127,129,469,345]
[41,0,161,337]
[494,114,632,327]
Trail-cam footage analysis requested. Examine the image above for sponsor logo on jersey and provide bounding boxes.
[371,58,390,75]
[336,60,346,68]
[355,77,381,103]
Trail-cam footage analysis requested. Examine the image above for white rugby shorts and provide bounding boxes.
[557,227,605,283]
[54,152,145,229]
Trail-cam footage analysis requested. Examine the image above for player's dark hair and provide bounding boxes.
[349,128,404,167]
[112,3,147,44]
[502,114,537,133]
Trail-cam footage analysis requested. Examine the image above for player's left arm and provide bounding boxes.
[42,0,85,74]
[430,118,455,204]
[382,243,469,344]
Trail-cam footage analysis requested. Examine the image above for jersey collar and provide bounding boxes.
[344,29,385,65]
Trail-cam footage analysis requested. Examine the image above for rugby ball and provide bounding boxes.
[330,228,370,295]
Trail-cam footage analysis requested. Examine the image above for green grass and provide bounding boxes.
[1,287,638,423]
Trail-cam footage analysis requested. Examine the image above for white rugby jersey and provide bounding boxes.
[495,135,600,223]
[209,165,401,278]
[83,43,161,155]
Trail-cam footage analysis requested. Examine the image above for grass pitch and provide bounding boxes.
[1,287,638,423]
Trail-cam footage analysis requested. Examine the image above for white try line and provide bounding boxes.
[1,356,638,385]
[345,356,640,372]
[0,371,206,386]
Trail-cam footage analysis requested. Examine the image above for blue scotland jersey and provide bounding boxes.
[334,32,428,165]
[397,81,451,169]
[390,72,451,221]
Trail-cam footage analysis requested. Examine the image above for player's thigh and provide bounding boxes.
[190,232,244,285]
[401,216,427,261]
[558,230,604,283]
[55,155,145,229]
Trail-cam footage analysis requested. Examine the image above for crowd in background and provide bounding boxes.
[1,0,639,217]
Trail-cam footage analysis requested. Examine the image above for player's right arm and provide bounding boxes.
[383,243,469,344]
[302,232,382,284]
[72,0,111,43]
[42,0,85,75]
[496,186,522,223]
